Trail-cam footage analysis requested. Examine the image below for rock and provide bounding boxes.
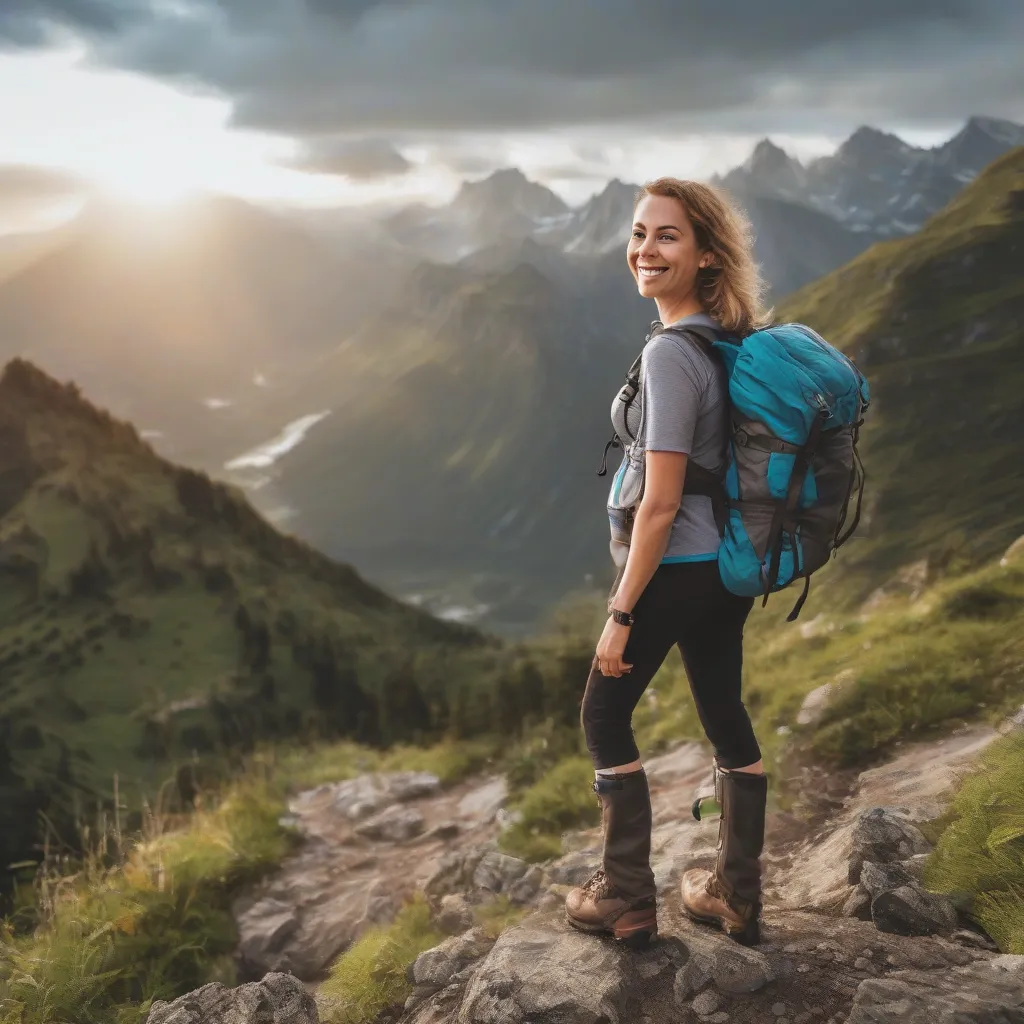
[436,894,475,934]
[846,954,1024,1023]
[146,972,318,1024]
[455,916,680,1023]
[411,928,494,989]
[674,953,714,1003]
[860,860,915,897]
[644,742,709,785]
[999,534,1024,567]
[234,868,395,980]
[842,886,873,921]
[417,821,460,843]
[546,850,600,887]
[1003,704,1024,733]
[472,852,531,894]
[709,943,775,995]
[506,866,544,905]
[692,989,722,1015]
[675,924,775,996]
[849,808,931,884]
[871,884,958,937]
[495,808,523,831]
[772,1003,788,1016]
[354,803,426,842]
[318,771,440,821]
[796,683,834,727]
[424,850,485,898]
[457,777,508,823]
[953,928,1000,952]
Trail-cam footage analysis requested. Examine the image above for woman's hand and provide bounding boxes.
[594,616,634,678]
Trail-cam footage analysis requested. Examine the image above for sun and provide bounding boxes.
[90,161,203,208]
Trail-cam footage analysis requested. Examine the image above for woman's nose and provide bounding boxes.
[638,236,658,257]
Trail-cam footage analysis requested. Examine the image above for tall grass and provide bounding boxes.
[0,769,296,1024]
[924,730,1024,953]
[317,895,442,1024]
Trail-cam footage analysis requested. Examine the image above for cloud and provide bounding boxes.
[285,137,411,179]
[4,0,1023,143]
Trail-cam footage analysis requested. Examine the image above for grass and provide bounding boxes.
[473,896,528,940]
[498,756,601,862]
[0,769,296,1024]
[316,895,443,1024]
[923,730,1024,953]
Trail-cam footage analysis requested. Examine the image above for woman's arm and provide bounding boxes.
[612,449,688,614]
[595,449,687,677]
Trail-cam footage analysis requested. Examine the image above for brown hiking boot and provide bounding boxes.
[681,764,767,947]
[565,869,657,947]
[565,768,658,948]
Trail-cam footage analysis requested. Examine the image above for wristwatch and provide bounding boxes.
[610,608,635,627]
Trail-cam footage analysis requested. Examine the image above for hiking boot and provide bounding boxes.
[681,763,767,946]
[565,768,658,948]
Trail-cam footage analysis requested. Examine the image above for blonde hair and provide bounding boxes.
[636,178,772,336]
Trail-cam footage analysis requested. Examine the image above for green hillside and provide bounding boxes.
[781,146,1024,606]
[0,359,499,896]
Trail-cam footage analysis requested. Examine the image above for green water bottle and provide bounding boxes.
[691,796,721,821]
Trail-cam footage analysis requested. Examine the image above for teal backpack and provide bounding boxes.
[602,322,870,620]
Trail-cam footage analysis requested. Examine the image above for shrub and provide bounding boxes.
[923,731,1024,953]
[499,756,600,862]
[317,895,442,1024]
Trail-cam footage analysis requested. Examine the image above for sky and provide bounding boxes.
[2,0,1023,227]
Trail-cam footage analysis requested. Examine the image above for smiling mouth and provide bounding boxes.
[637,267,668,278]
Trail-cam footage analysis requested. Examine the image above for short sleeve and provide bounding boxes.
[641,333,707,454]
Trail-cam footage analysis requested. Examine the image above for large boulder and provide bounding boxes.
[290,771,440,822]
[452,915,683,1023]
[146,972,317,1024]
[846,954,1024,1023]
[353,804,426,842]
[457,777,508,824]
[871,885,959,937]
[849,808,932,885]
[410,928,494,991]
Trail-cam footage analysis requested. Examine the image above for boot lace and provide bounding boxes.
[580,869,613,899]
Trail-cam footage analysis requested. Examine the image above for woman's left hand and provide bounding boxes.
[594,617,633,678]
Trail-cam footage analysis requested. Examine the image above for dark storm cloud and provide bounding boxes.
[286,137,411,178]
[4,0,1024,137]
[0,0,148,43]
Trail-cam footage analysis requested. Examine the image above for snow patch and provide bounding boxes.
[224,410,331,470]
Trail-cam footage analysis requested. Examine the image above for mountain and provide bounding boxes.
[780,144,1024,602]
[0,359,492,895]
[269,144,1024,634]
[0,194,404,470]
[268,258,639,632]
[385,169,573,262]
[721,116,1024,238]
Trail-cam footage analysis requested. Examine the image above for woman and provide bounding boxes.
[565,178,772,948]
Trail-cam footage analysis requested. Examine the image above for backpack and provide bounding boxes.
[599,321,870,621]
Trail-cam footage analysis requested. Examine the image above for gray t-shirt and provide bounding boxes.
[608,312,729,564]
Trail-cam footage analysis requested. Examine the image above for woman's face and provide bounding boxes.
[627,194,706,303]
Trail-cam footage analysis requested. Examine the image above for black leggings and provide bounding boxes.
[581,559,761,771]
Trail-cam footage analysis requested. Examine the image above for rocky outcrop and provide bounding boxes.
[232,772,508,982]
[146,972,317,1024]
[846,954,1024,1022]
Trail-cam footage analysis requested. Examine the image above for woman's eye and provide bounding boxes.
[659,234,675,242]
[632,231,644,239]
